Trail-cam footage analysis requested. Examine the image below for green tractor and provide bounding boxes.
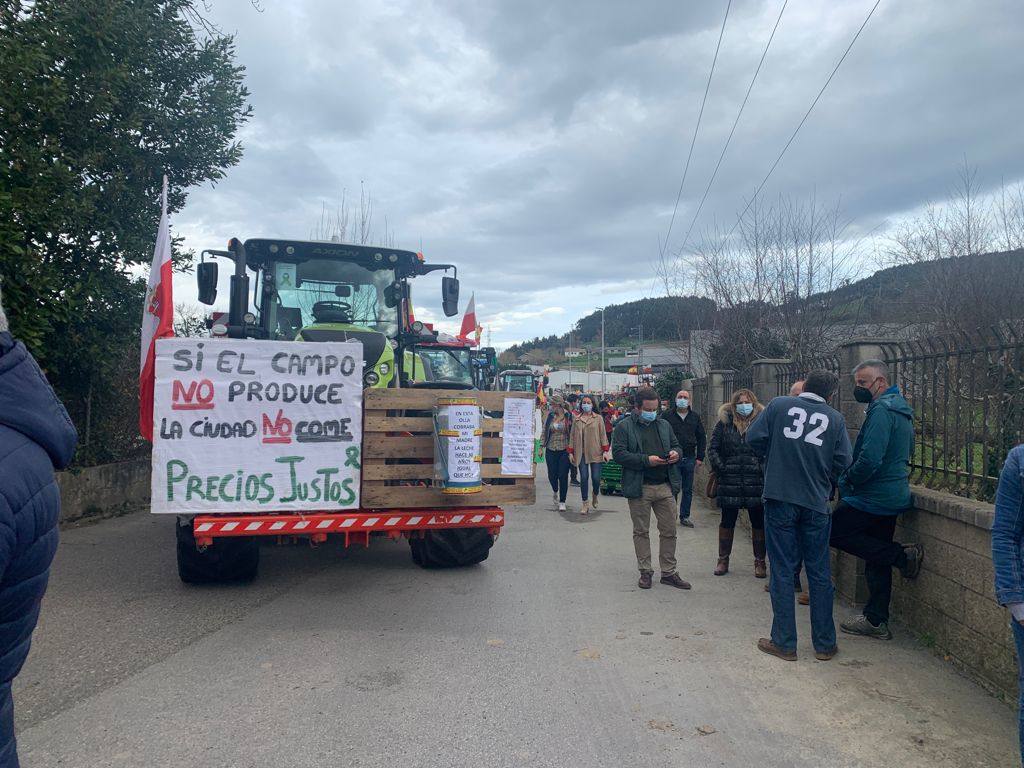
[196,238,460,387]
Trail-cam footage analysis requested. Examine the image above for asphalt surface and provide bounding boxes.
[13,484,1019,767]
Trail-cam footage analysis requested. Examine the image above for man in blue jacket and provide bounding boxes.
[747,370,852,661]
[830,360,923,640]
[992,444,1024,765]
[0,288,78,767]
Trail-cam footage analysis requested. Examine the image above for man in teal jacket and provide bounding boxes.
[830,360,924,639]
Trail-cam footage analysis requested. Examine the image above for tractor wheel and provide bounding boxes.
[176,520,260,584]
[409,528,494,568]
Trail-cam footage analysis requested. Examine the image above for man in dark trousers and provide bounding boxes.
[0,287,78,766]
[747,370,852,661]
[661,388,706,527]
[612,387,690,591]
[831,360,923,640]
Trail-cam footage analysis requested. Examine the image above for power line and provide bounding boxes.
[675,0,789,257]
[659,0,733,258]
[718,0,883,247]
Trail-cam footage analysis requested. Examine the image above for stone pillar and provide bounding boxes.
[752,359,791,404]
[707,369,733,417]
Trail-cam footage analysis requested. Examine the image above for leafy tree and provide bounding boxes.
[0,0,251,463]
[653,369,693,401]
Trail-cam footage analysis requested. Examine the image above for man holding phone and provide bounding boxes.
[612,387,690,590]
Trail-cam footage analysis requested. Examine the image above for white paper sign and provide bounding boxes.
[151,338,364,513]
[440,403,481,485]
[501,397,535,476]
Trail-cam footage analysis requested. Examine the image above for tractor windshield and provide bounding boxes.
[267,259,398,339]
[417,347,474,386]
[501,373,536,392]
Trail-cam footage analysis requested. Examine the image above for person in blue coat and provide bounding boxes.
[0,289,78,767]
[992,444,1024,766]
[829,360,923,641]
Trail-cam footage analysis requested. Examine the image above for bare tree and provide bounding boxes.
[174,303,208,337]
[310,182,397,247]
[888,159,1024,336]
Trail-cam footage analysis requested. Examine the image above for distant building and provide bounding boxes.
[608,344,696,375]
[545,368,637,394]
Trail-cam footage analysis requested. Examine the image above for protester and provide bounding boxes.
[661,389,706,528]
[543,395,573,512]
[0,287,78,766]
[747,371,851,661]
[533,393,545,465]
[566,393,581,486]
[707,389,766,577]
[599,400,617,443]
[568,394,609,514]
[612,387,690,590]
[992,443,1024,765]
[830,360,923,640]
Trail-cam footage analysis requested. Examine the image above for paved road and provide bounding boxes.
[14,488,1018,767]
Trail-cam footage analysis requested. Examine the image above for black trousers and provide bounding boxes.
[829,501,904,625]
[545,449,570,503]
[721,505,764,530]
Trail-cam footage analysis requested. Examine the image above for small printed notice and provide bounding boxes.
[151,338,364,513]
[501,397,535,476]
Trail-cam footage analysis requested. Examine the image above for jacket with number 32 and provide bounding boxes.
[746,393,852,514]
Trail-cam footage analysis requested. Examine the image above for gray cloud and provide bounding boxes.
[174,0,1024,348]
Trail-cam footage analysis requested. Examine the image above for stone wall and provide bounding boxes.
[56,459,151,522]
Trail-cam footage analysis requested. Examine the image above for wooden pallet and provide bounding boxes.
[361,389,536,509]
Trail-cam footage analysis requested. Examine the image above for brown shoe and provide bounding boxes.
[660,572,692,590]
[797,591,810,606]
[638,572,653,589]
[757,638,797,661]
[814,647,838,661]
[754,559,767,579]
[714,557,729,576]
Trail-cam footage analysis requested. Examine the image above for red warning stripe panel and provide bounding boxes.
[192,508,505,542]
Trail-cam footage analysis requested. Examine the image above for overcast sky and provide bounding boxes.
[172,0,1024,349]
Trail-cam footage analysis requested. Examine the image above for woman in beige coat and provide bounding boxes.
[568,394,610,514]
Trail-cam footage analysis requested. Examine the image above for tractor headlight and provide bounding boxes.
[243,312,256,325]
[379,362,391,376]
[364,370,380,386]
[411,320,424,334]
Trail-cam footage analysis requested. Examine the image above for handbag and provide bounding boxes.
[705,472,719,499]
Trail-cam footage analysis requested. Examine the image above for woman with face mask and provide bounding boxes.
[708,389,766,577]
[543,395,573,512]
[568,394,610,514]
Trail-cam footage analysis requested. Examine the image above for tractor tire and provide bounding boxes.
[176,520,260,584]
[409,528,494,568]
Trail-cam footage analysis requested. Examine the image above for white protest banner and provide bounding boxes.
[151,338,364,514]
[501,397,535,476]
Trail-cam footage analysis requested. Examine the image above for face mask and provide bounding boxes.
[676,398,689,409]
[853,386,874,404]
[736,403,754,417]
[581,403,593,413]
[640,410,658,422]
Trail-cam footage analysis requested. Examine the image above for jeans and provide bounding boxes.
[1014,620,1024,766]
[627,482,678,574]
[829,501,904,625]
[545,449,570,503]
[764,499,836,654]
[578,461,602,501]
[676,457,695,520]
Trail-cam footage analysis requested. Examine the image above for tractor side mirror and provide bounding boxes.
[441,276,460,317]
[383,283,399,308]
[197,261,218,305]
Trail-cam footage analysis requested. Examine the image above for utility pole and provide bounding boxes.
[597,306,606,395]
[568,329,573,390]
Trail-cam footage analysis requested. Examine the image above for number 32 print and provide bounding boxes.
[782,407,829,446]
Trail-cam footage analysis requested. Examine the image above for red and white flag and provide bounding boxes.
[139,176,174,441]
[458,292,477,343]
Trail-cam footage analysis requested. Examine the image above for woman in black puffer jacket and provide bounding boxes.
[708,389,765,578]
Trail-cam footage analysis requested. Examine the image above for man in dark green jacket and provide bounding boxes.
[831,360,924,639]
[612,387,689,591]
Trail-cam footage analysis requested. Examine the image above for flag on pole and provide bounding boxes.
[139,175,174,441]
[458,292,477,342]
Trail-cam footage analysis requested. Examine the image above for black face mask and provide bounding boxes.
[853,385,874,404]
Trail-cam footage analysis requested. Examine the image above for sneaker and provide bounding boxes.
[757,638,797,661]
[558,502,567,512]
[680,518,694,528]
[840,614,893,640]
[660,572,692,590]
[638,572,653,589]
[814,647,839,661]
[900,543,924,579]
